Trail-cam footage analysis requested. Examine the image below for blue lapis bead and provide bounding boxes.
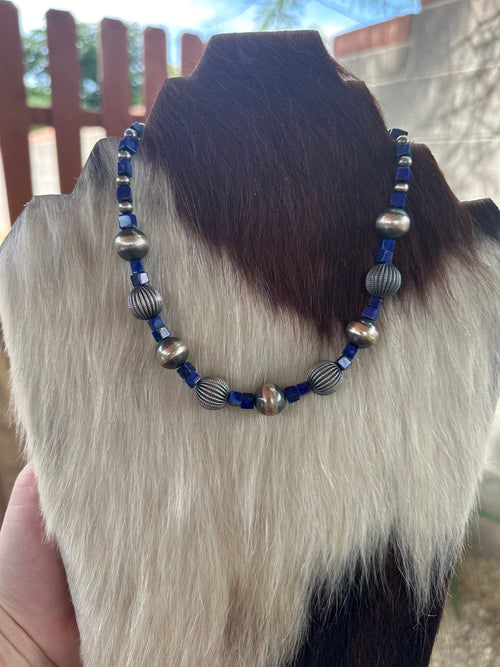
[119,136,139,154]
[131,272,149,287]
[130,122,144,138]
[362,305,380,320]
[297,382,310,395]
[389,128,407,140]
[378,239,395,252]
[177,362,196,379]
[152,328,171,342]
[228,391,242,406]
[285,385,300,403]
[396,166,411,182]
[185,372,201,388]
[118,213,137,228]
[117,185,132,202]
[368,296,383,308]
[336,356,352,371]
[117,160,132,177]
[375,249,394,263]
[390,191,407,208]
[241,393,255,409]
[130,259,144,273]
[148,316,165,331]
[396,140,410,157]
[342,343,358,360]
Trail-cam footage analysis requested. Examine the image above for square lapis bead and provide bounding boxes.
[342,343,358,359]
[378,239,395,252]
[228,391,242,406]
[131,272,149,286]
[152,328,171,342]
[375,249,394,263]
[362,305,380,320]
[285,386,300,403]
[117,160,132,177]
[148,316,165,331]
[389,128,407,140]
[130,259,144,273]
[396,166,411,182]
[241,393,255,409]
[297,382,310,395]
[390,191,407,208]
[185,372,201,388]
[118,213,137,228]
[368,296,383,308]
[177,362,196,379]
[336,356,352,370]
[117,185,132,202]
[130,122,144,138]
[119,136,139,154]
[396,140,410,157]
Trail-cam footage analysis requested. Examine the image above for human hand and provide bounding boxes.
[0,463,81,666]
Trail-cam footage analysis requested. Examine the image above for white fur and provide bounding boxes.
[0,138,498,665]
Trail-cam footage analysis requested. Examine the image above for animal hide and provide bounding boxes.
[0,31,498,666]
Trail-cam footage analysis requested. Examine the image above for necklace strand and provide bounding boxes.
[114,124,412,416]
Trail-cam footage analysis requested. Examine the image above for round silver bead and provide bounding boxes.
[127,284,163,320]
[124,127,138,140]
[375,207,411,239]
[156,337,188,369]
[346,317,379,348]
[396,135,409,144]
[394,182,409,192]
[398,155,412,167]
[254,383,286,416]
[365,263,402,298]
[118,149,132,160]
[115,228,149,260]
[116,175,130,186]
[118,201,133,213]
[195,377,230,410]
[307,361,343,396]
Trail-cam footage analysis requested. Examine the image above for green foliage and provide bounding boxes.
[255,0,304,30]
[23,28,51,108]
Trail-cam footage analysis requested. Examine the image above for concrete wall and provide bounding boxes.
[334,0,499,204]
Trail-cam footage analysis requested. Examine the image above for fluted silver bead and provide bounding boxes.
[118,149,132,160]
[116,175,130,185]
[195,378,230,410]
[394,182,409,192]
[156,337,188,369]
[124,128,138,140]
[118,201,133,213]
[307,361,343,395]
[128,284,163,320]
[346,317,379,348]
[398,155,412,167]
[365,263,402,298]
[375,207,410,239]
[115,228,149,260]
[254,383,286,416]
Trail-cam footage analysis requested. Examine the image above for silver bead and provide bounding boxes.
[115,228,149,260]
[124,128,138,140]
[398,155,412,167]
[156,337,188,369]
[346,317,379,348]
[128,284,163,320]
[365,263,402,298]
[307,361,343,396]
[375,207,410,239]
[118,149,132,160]
[396,135,409,144]
[116,175,130,186]
[118,201,133,213]
[254,383,286,416]
[394,182,409,192]
[195,377,230,410]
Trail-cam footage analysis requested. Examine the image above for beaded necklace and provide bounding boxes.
[114,123,412,416]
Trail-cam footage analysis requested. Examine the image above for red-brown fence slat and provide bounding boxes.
[143,28,167,115]
[100,19,132,137]
[46,9,83,194]
[181,33,205,77]
[0,1,32,223]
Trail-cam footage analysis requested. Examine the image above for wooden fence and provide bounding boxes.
[0,1,205,224]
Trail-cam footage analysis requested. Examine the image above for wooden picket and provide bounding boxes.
[0,1,205,224]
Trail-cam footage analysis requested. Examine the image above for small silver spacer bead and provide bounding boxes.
[307,361,343,396]
[115,228,149,260]
[118,149,132,160]
[118,201,134,213]
[124,128,138,140]
[375,207,411,239]
[365,263,402,298]
[398,155,412,167]
[394,182,409,193]
[346,318,379,349]
[116,175,131,186]
[195,377,230,410]
[156,337,188,369]
[127,284,163,320]
[396,135,409,144]
[254,383,286,416]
